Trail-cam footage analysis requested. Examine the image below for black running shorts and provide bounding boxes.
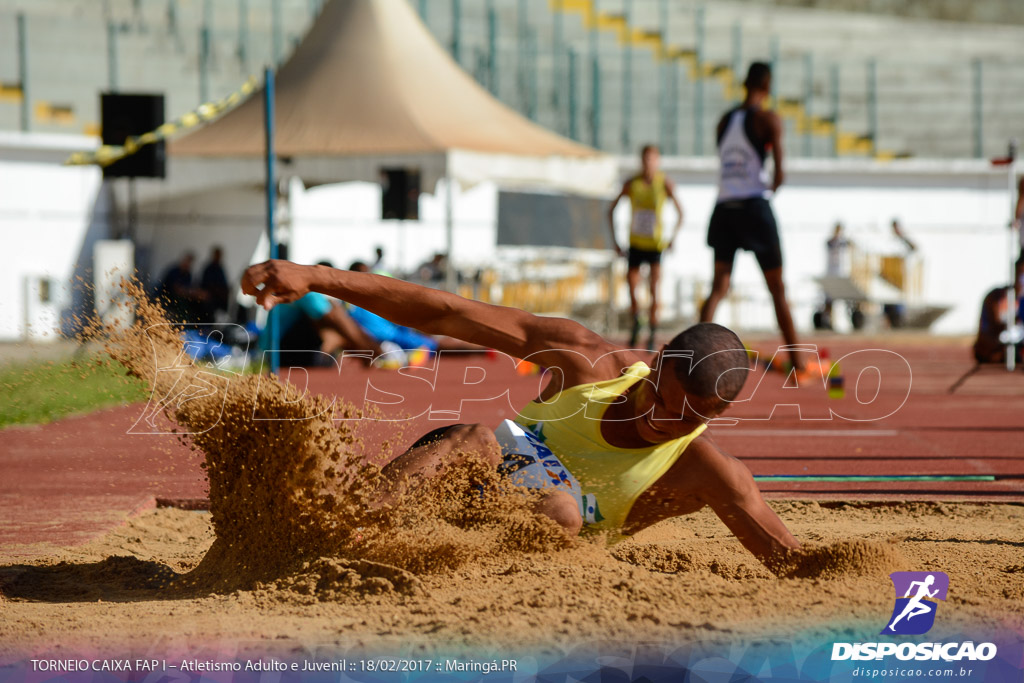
[627,246,663,269]
[707,197,783,271]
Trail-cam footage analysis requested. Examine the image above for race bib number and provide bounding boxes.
[632,209,657,237]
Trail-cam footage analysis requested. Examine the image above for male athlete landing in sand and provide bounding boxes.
[242,260,800,570]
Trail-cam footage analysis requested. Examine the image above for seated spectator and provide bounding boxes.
[348,261,485,354]
[416,253,447,282]
[158,251,203,324]
[199,245,230,321]
[973,285,1023,364]
[370,246,394,277]
[263,289,383,368]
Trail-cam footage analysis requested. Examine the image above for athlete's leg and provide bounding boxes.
[700,261,733,323]
[531,489,583,535]
[377,423,501,506]
[647,261,661,350]
[626,264,642,346]
[762,266,804,371]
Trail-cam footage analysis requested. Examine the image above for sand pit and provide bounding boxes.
[1,502,1022,660]
[1,288,1021,662]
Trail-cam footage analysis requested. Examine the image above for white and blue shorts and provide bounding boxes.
[492,420,604,525]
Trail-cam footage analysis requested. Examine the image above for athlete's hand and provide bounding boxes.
[241,259,315,310]
[613,243,624,258]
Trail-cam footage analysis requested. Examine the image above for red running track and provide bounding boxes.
[1,338,1021,555]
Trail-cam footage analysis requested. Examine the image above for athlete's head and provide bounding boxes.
[636,324,750,442]
[640,144,660,172]
[744,62,772,93]
[663,323,749,412]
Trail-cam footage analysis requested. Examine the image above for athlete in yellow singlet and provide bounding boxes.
[243,259,801,572]
[607,145,684,351]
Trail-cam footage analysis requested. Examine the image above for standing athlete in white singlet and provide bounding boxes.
[700,62,808,374]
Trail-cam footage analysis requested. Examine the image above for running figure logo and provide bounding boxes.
[881,571,949,635]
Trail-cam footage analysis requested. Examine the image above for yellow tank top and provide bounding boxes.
[514,361,706,534]
[627,173,668,251]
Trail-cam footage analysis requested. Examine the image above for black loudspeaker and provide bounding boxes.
[101,93,166,179]
[381,168,420,220]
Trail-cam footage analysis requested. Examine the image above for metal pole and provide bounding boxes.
[621,2,632,152]
[264,67,279,375]
[487,0,498,95]
[445,175,456,293]
[16,13,29,132]
[199,26,211,103]
[659,0,669,151]
[528,29,538,120]
[237,0,249,72]
[769,36,779,102]
[517,0,527,112]
[591,54,601,148]
[731,20,742,93]
[166,0,178,36]
[830,62,840,158]
[271,0,282,65]
[451,0,461,65]
[972,59,984,159]
[659,59,667,152]
[670,57,679,154]
[694,5,706,155]
[200,0,212,99]
[553,0,564,127]
[867,58,878,156]
[568,47,578,140]
[107,21,119,91]
[589,4,600,148]
[803,52,813,157]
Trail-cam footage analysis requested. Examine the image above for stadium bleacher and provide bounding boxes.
[1,0,1022,160]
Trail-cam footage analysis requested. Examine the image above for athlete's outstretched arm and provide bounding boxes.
[241,260,608,360]
[698,453,800,572]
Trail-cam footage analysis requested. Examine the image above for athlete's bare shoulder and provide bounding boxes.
[747,107,779,138]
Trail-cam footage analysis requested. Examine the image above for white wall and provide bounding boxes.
[288,178,498,275]
[0,132,105,341]
[131,185,266,293]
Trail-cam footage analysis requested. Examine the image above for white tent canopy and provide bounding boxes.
[155,0,616,198]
